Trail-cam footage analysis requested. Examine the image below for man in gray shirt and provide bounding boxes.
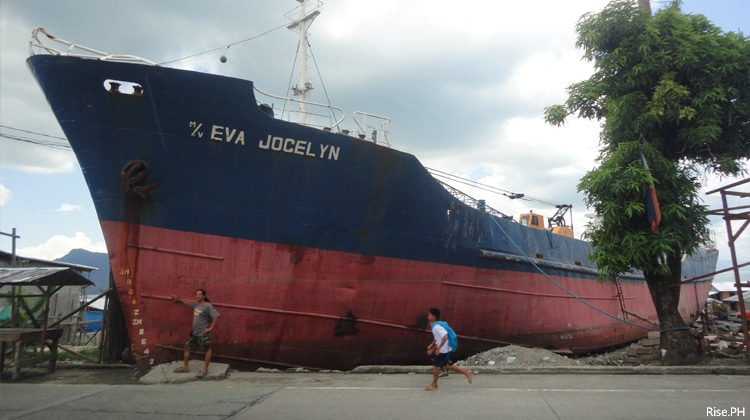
[171,289,220,378]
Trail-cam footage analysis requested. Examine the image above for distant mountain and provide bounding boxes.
[56,249,110,294]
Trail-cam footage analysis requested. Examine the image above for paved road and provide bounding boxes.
[1,369,748,420]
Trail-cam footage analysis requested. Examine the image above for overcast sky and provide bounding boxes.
[0,0,748,276]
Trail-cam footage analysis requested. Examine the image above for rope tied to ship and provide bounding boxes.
[487,213,689,334]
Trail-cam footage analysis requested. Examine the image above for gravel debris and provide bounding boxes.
[455,345,629,367]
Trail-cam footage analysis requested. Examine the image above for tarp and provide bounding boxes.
[84,311,103,333]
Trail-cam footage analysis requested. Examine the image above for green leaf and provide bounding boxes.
[546,0,750,281]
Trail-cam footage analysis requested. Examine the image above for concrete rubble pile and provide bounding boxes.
[623,319,748,366]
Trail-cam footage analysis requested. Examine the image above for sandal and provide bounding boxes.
[424,384,438,391]
[196,370,207,378]
[173,367,189,373]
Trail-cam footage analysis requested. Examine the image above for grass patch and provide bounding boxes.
[58,347,100,361]
[22,346,100,362]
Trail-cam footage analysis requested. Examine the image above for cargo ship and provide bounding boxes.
[26,2,717,371]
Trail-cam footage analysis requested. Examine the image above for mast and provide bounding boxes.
[287,0,321,125]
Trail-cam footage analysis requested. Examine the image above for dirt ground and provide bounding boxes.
[0,364,140,385]
[3,344,747,385]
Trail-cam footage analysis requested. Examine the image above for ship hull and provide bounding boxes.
[27,54,717,371]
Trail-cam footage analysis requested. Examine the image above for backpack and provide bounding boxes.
[433,321,458,352]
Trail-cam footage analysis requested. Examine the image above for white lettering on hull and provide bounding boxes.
[259,135,339,160]
[187,122,339,160]
[189,121,245,145]
[210,125,245,145]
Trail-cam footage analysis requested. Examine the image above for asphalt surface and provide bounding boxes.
[1,361,749,419]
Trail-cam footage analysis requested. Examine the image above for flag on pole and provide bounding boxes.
[640,152,661,233]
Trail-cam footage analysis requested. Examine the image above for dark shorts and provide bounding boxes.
[432,352,450,368]
[184,335,211,351]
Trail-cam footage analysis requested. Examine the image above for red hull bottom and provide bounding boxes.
[102,222,711,371]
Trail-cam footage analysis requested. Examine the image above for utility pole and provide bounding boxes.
[1,228,21,267]
[638,0,651,15]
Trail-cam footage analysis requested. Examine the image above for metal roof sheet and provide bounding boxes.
[0,250,98,272]
[0,267,94,287]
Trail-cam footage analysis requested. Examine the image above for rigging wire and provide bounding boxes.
[158,23,289,66]
[428,167,516,195]
[487,213,677,333]
[426,167,564,208]
[281,29,336,123]
[308,42,335,116]
[282,43,303,118]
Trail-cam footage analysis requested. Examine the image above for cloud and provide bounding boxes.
[56,203,82,213]
[0,183,10,205]
[1,146,76,174]
[17,232,107,261]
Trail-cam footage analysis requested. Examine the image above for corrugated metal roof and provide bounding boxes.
[723,294,750,303]
[0,250,98,272]
[711,281,740,293]
[0,267,94,287]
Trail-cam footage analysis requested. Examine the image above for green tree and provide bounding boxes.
[545,0,750,364]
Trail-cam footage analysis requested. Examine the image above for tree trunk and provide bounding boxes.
[644,254,700,365]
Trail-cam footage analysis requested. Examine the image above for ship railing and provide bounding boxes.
[702,228,717,251]
[436,180,513,220]
[254,85,344,131]
[353,111,391,147]
[28,27,157,65]
[254,86,389,144]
